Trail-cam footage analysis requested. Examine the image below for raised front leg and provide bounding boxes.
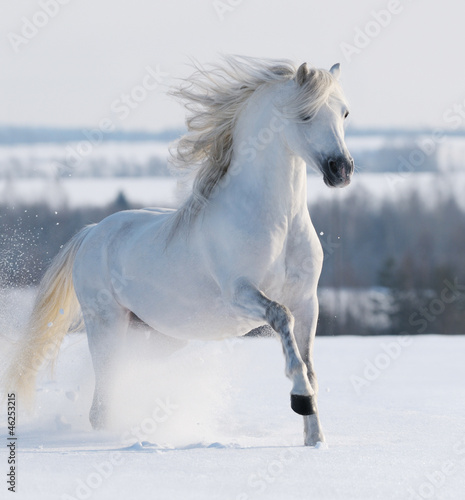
[291,295,326,446]
[232,279,315,416]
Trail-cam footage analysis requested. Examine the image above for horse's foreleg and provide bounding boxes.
[232,279,314,415]
[291,296,325,446]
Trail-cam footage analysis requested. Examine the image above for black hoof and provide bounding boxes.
[291,394,316,416]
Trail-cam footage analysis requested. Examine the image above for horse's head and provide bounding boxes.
[283,62,354,188]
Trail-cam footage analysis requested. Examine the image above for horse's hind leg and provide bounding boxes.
[82,303,130,430]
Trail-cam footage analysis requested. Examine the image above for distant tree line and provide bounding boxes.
[312,189,465,335]
[0,192,132,287]
[0,126,182,145]
[0,142,447,179]
[0,155,171,179]
[1,189,464,335]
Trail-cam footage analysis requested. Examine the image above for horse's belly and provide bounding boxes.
[118,254,263,340]
[158,312,263,341]
[127,284,263,340]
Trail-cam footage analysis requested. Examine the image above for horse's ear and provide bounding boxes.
[329,63,341,80]
[296,63,310,86]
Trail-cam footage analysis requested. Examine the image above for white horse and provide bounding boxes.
[4,56,353,447]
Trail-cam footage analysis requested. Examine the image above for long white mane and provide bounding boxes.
[169,55,342,230]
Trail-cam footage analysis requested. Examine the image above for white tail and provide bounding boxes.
[2,225,95,408]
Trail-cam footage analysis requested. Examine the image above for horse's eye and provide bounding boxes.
[344,110,349,119]
[302,116,311,122]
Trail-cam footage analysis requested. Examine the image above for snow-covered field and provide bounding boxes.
[1,290,464,499]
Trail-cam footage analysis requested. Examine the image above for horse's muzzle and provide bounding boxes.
[323,156,354,188]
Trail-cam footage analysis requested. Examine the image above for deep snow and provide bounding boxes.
[1,322,465,499]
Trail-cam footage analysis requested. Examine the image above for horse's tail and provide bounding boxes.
[2,224,95,408]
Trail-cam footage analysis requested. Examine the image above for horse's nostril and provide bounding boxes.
[328,159,338,175]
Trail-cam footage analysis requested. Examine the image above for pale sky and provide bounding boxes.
[2,0,465,132]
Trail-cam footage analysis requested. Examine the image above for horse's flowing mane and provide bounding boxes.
[168,55,341,231]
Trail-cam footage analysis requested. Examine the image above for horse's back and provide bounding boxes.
[72,206,175,298]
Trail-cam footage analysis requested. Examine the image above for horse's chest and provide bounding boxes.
[260,252,288,298]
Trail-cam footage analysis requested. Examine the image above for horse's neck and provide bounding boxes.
[226,94,307,221]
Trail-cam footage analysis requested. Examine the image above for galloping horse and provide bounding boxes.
[4,56,353,447]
